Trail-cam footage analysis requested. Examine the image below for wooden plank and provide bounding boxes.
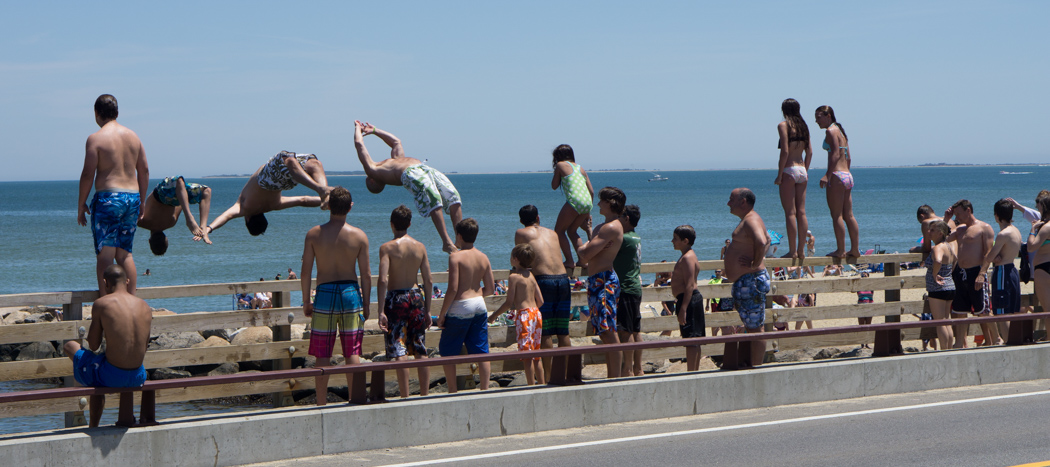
[0,321,80,345]
[0,292,73,308]
[151,308,308,333]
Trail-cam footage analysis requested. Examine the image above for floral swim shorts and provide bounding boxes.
[732,270,770,330]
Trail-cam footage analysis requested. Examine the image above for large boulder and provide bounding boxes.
[149,332,205,350]
[207,362,240,377]
[1,311,32,325]
[16,342,59,360]
[231,327,273,345]
[200,329,232,341]
[151,368,192,380]
[192,336,231,348]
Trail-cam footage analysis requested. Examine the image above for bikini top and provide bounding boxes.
[777,135,808,150]
[822,140,850,159]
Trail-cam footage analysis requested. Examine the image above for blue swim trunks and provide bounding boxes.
[91,190,140,255]
[536,274,571,336]
[587,270,619,334]
[732,270,770,330]
[152,176,207,207]
[73,349,147,388]
[439,296,490,356]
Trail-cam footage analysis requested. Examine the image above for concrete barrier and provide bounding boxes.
[4,344,1049,466]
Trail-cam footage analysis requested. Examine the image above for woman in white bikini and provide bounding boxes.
[815,105,860,258]
[774,98,813,259]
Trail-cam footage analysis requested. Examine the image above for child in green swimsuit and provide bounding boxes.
[550,144,595,269]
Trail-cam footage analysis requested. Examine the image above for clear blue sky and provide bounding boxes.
[2,1,1047,181]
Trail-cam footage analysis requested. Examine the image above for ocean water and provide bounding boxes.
[2,166,1049,313]
[1,166,1048,434]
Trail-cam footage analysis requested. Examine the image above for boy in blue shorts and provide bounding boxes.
[437,218,495,393]
[63,265,152,427]
[78,94,149,296]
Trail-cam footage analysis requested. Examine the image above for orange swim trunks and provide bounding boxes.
[513,307,543,354]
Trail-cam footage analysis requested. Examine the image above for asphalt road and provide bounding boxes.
[244,379,1050,467]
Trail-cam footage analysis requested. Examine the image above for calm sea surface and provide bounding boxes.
[1,166,1048,433]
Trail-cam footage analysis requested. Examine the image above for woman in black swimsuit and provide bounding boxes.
[1028,197,1050,314]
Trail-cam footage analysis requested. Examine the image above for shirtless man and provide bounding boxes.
[63,265,152,427]
[910,204,955,261]
[515,205,571,379]
[437,218,495,393]
[671,225,705,371]
[944,199,994,348]
[576,187,626,378]
[976,199,1023,342]
[377,205,434,398]
[77,94,149,296]
[206,151,332,237]
[138,176,213,255]
[300,187,370,405]
[353,121,463,253]
[724,188,771,367]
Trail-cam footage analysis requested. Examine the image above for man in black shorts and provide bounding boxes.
[945,200,994,348]
[514,205,572,379]
[614,205,643,376]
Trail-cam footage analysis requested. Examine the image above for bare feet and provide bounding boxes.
[781,251,797,259]
[563,260,577,273]
[846,249,862,257]
[193,226,213,245]
[826,250,846,258]
[319,187,333,211]
[443,242,460,254]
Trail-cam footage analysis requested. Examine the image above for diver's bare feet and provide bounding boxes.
[846,249,862,257]
[319,187,333,211]
[194,226,213,245]
[781,251,797,259]
[826,250,846,258]
[443,242,459,254]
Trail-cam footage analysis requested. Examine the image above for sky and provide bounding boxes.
[2,1,1047,181]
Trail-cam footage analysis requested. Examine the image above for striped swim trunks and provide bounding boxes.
[309,280,364,358]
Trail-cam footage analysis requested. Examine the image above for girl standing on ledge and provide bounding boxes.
[816,105,860,258]
[774,98,813,259]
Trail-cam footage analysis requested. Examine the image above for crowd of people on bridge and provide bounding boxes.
[70,94,1050,426]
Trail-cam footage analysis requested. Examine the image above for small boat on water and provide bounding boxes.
[1000,171,1032,175]
[648,173,669,182]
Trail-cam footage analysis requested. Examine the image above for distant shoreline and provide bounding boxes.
[199,163,1049,179]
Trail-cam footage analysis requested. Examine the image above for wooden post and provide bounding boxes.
[62,301,86,428]
[270,291,294,408]
[878,261,903,355]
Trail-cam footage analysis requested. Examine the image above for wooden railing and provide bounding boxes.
[0,253,1040,425]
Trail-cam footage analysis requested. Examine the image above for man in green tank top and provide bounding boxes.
[614,205,643,377]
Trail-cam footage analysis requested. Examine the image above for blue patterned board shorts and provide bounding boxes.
[587,270,619,334]
[91,190,140,255]
[400,163,461,216]
[732,270,770,330]
[152,175,207,206]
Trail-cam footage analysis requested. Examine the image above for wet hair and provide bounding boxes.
[328,186,352,215]
[94,94,118,121]
[391,204,412,231]
[674,225,696,247]
[929,220,951,239]
[951,199,973,213]
[621,204,640,228]
[552,144,575,167]
[815,105,847,141]
[994,199,1014,223]
[149,231,169,256]
[512,243,535,268]
[518,204,539,226]
[245,213,268,236]
[917,205,935,220]
[738,188,756,207]
[456,218,479,243]
[599,186,626,214]
[102,264,126,286]
[781,98,810,143]
[365,177,385,194]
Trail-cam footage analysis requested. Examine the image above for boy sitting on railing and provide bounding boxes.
[63,264,152,427]
[489,244,545,385]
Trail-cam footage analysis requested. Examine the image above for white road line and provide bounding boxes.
[378,389,1050,467]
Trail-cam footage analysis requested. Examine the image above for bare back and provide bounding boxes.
[372,157,422,186]
[991,225,1022,267]
[92,292,152,369]
[306,220,369,284]
[724,211,768,282]
[507,271,542,310]
[88,122,144,192]
[381,235,430,290]
[515,225,567,276]
[448,248,493,300]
